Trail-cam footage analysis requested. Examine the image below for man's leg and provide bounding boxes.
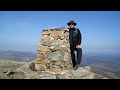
[70,46,76,67]
[73,48,82,70]
[76,48,82,65]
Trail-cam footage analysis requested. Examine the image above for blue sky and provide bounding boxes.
[0,11,120,54]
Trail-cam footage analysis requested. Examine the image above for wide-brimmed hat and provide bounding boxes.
[67,20,77,26]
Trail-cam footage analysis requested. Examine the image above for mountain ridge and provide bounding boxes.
[0,50,37,62]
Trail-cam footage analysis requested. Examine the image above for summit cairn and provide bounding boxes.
[34,28,73,74]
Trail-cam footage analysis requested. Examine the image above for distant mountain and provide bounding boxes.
[0,50,37,62]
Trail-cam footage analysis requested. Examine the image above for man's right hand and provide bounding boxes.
[76,45,81,48]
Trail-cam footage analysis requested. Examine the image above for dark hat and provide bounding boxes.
[67,20,77,26]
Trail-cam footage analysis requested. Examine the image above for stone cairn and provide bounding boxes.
[34,28,73,74]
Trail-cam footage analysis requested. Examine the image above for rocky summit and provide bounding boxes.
[0,28,108,79]
[0,60,107,79]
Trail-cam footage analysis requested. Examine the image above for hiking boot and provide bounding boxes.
[73,64,80,70]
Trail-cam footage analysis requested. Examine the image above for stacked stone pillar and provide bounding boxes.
[35,28,73,73]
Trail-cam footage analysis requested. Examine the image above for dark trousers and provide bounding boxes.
[70,45,82,67]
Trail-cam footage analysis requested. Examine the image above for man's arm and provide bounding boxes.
[77,29,82,45]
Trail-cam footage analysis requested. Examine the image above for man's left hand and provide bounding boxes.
[76,45,81,48]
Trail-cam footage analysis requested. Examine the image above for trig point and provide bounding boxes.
[34,28,73,74]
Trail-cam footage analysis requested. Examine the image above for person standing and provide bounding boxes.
[67,20,82,70]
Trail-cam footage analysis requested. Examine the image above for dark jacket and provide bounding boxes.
[69,27,82,46]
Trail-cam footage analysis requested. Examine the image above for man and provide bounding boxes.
[67,20,82,70]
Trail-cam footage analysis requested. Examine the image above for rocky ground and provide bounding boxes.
[0,59,27,79]
[0,60,108,79]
